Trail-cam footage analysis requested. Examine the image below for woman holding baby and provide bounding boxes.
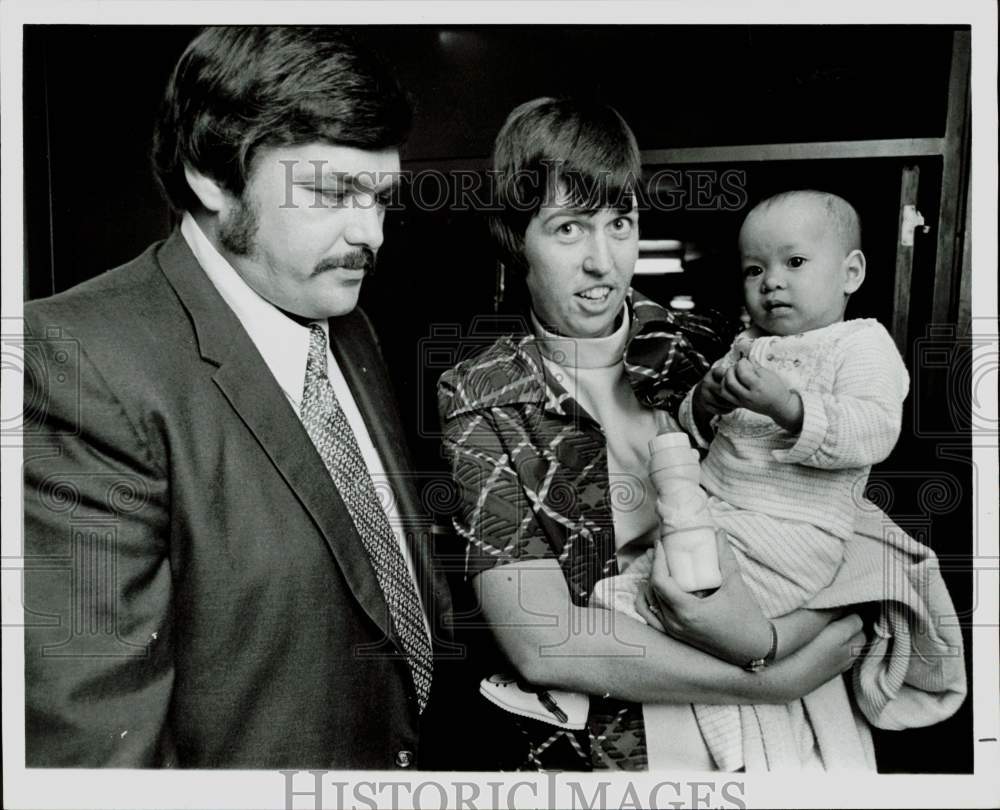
[437,98,884,771]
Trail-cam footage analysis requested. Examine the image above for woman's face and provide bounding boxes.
[523,197,639,338]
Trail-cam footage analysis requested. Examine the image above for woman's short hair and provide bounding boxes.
[152,26,412,213]
[489,97,641,272]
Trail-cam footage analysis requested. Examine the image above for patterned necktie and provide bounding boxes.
[300,323,432,712]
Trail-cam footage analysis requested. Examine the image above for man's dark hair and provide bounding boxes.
[489,97,641,273]
[152,26,412,212]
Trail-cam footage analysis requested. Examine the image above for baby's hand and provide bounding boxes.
[722,359,803,432]
[695,364,736,417]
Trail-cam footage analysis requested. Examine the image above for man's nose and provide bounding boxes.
[343,196,385,252]
[583,233,613,275]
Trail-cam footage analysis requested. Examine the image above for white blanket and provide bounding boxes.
[592,499,967,771]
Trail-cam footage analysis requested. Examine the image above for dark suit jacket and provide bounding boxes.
[22,230,455,769]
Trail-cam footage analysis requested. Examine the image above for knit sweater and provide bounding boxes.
[679,319,910,542]
[598,317,964,771]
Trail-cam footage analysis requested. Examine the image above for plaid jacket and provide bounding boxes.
[438,291,732,604]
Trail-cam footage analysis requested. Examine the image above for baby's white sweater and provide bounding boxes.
[679,318,909,541]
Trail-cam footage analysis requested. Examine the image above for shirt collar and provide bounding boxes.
[441,288,713,421]
[531,306,631,370]
[180,213,318,404]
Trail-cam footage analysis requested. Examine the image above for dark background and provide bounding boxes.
[22,24,974,773]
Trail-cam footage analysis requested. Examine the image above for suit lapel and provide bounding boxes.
[328,314,411,498]
[329,313,453,646]
[154,231,396,644]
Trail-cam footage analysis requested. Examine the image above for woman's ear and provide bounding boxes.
[843,249,867,295]
[183,164,230,215]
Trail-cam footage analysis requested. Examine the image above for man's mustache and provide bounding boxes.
[314,249,375,275]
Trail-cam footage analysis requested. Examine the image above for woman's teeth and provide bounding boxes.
[578,287,611,300]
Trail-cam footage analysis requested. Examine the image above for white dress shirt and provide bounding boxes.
[180,214,427,618]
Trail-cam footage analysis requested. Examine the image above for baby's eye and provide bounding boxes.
[787,256,806,268]
[742,265,763,278]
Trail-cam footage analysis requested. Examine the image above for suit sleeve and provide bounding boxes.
[22,311,175,766]
[772,322,910,469]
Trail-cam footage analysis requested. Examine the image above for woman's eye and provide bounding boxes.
[788,256,806,268]
[611,217,635,235]
[556,222,581,237]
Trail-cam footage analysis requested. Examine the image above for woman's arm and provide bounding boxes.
[474,559,864,706]
[772,607,849,657]
[439,358,860,708]
[635,529,848,665]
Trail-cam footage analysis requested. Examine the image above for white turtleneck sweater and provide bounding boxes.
[531,308,670,564]
[531,308,716,770]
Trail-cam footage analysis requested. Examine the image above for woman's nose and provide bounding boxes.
[583,234,613,275]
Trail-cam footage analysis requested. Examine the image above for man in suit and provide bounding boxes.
[22,26,453,769]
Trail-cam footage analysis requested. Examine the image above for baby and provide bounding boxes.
[595,189,909,620]
[585,189,912,769]
[674,189,909,616]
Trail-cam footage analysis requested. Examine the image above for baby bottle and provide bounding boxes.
[648,431,722,593]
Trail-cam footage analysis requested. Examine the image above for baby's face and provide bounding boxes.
[738,198,861,336]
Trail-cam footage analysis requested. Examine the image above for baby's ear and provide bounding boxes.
[843,249,866,295]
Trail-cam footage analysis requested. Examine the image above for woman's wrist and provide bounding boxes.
[742,620,779,672]
[772,608,844,659]
[726,614,775,666]
[693,605,776,667]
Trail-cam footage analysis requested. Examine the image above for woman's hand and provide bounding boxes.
[755,614,866,702]
[635,529,773,666]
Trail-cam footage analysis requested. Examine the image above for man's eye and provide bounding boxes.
[788,256,806,268]
[375,189,395,209]
[556,222,581,237]
[319,188,347,206]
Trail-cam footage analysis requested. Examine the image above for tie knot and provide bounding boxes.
[306,323,329,378]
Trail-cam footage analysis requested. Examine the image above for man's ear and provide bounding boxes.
[183,165,230,214]
[843,249,866,295]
